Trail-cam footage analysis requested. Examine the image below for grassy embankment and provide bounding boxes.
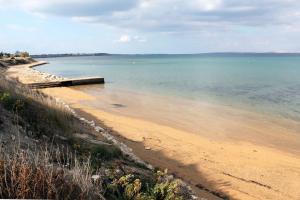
[0,73,195,200]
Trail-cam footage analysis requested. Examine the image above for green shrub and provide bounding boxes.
[103,171,185,200]
[0,92,14,110]
[0,81,74,138]
[0,92,25,113]
[91,145,122,167]
[20,51,30,58]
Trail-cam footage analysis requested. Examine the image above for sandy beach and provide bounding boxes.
[4,62,300,200]
[42,86,300,200]
[3,61,65,83]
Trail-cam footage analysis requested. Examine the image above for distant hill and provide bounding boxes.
[197,52,300,57]
[31,53,111,58]
[31,52,300,58]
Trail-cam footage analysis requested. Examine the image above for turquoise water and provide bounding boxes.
[36,54,300,121]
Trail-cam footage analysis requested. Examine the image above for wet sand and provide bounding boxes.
[42,85,300,200]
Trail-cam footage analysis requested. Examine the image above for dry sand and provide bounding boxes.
[3,62,300,200]
[3,61,64,84]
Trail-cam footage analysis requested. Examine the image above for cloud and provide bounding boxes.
[117,35,131,43]
[133,36,147,43]
[1,0,300,33]
[0,0,138,16]
[116,35,147,43]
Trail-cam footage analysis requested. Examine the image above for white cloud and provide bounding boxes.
[1,0,300,33]
[191,0,223,11]
[116,35,147,43]
[133,36,147,42]
[118,35,131,43]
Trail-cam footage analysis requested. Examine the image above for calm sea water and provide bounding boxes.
[36,54,300,121]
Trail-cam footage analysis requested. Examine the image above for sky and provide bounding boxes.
[1,0,300,54]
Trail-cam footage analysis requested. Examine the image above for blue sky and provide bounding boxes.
[1,0,300,54]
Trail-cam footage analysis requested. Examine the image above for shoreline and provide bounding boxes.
[41,86,300,200]
[4,61,300,200]
[70,85,300,155]
[3,61,65,84]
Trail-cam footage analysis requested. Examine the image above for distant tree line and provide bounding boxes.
[32,53,110,58]
[0,52,11,58]
[0,51,30,59]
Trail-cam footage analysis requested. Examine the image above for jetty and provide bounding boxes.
[26,77,105,89]
[1,60,105,89]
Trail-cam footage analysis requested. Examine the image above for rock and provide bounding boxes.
[145,147,151,150]
[89,121,95,126]
[92,175,100,181]
[95,126,104,132]
[11,135,15,141]
[55,134,68,141]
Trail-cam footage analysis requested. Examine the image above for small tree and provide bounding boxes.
[0,52,3,59]
[15,51,21,57]
[4,53,11,58]
[20,51,30,57]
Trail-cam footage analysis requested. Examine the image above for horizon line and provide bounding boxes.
[30,51,300,56]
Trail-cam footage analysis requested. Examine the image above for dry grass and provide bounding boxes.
[0,140,104,199]
[0,73,77,139]
[0,72,72,117]
[0,73,103,199]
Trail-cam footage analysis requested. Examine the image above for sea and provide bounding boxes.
[36,54,300,122]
